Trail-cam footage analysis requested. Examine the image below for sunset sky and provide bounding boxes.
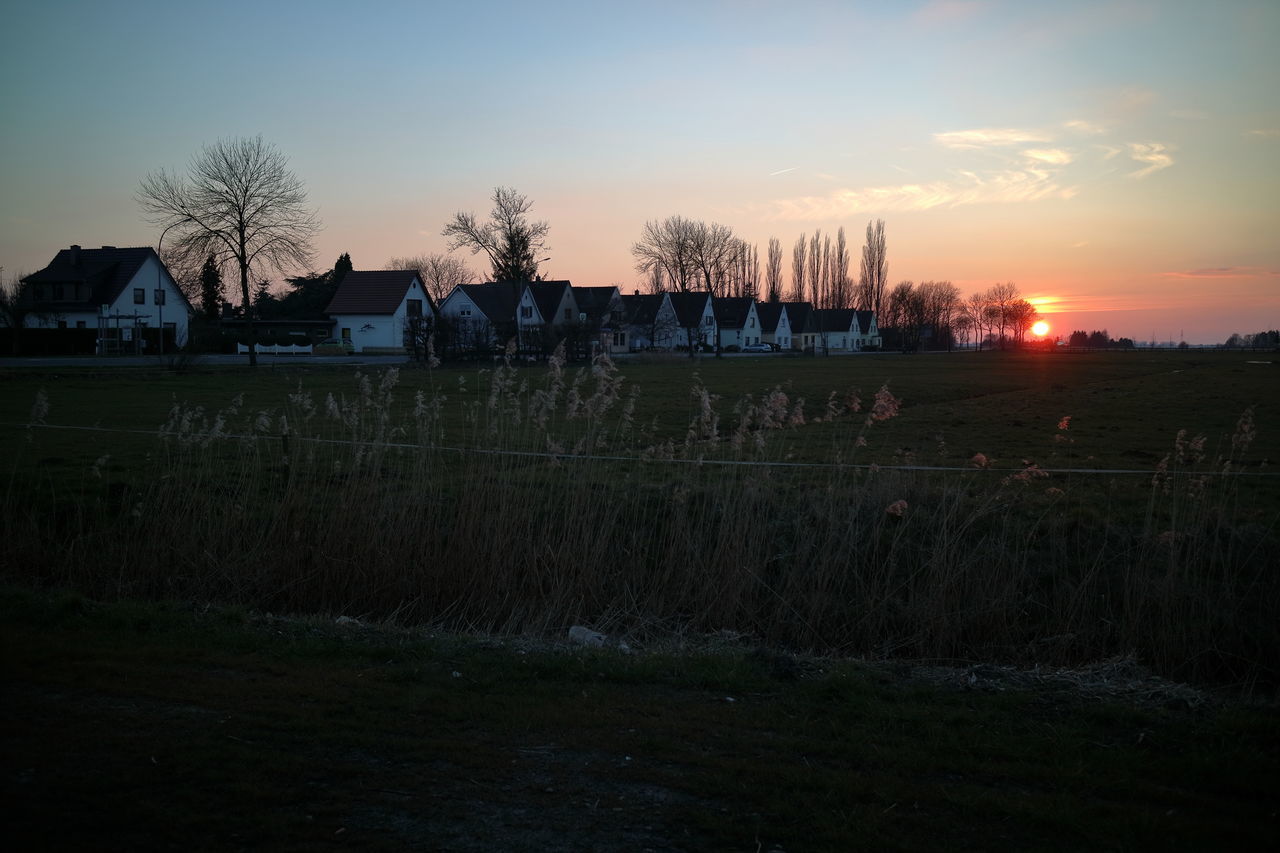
[3,0,1277,343]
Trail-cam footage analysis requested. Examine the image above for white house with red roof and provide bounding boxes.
[324,269,435,353]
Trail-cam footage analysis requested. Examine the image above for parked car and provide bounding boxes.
[742,342,773,353]
[317,338,355,353]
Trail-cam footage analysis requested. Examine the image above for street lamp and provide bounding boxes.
[155,219,186,360]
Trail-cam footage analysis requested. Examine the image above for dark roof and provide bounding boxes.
[781,301,815,333]
[755,302,785,333]
[712,296,754,329]
[855,310,876,335]
[454,283,518,324]
[324,270,428,315]
[815,308,857,332]
[573,286,619,321]
[23,245,190,312]
[525,281,574,323]
[621,293,665,326]
[667,292,712,328]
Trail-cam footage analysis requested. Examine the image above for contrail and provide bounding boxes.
[769,167,797,176]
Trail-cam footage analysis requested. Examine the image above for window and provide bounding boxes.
[58,320,67,329]
[564,308,572,321]
[133,288,145,304]
[704,316,713,326]
[749,317,755,328]
[613,332,626,347]
[521,306,533,319]
[460,307,472,317]
[341,328,351,341]
[76,320,86,329]
[407,299,422,317]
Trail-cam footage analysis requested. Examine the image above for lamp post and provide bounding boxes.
[155,220,185,360]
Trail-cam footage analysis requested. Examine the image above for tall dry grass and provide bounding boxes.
[3,351,1276,686]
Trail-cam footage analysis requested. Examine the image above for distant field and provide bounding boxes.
[3,349,1276,472]
[2,350,1277,685]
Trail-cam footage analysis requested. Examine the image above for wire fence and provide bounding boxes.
[8,420,1278,478]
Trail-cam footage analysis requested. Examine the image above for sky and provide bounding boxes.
[2,0,1277,344]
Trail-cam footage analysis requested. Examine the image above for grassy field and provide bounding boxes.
[3,587,1277,852]
[3,349,1276,471]
[2,349,1277,686]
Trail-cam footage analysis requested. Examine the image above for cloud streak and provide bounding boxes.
[766,169,1076,220]
[1161,266,1277,279]
[933,128,1052,149]
[1127,142,1174,178]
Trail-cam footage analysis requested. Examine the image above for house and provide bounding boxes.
[437,283,519,353]
[20,244,192,353]
[573,285,626,353]
[711,297,761,351]
[621,292,678,351]
[324,269,436,353]
[756,302,791,351]
[781,302,818,351]
[667,292,716,351]
[518,280,580,353]
[813,309,858,352]
[855,310,881,349]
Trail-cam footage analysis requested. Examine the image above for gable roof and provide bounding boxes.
[667,291,712,328]
[23,245,190,312]
[453,283,518,324]
[815,308,857,332]
[855,310,876,335]
[573,286,620,322]
[712,296,755,329]
[781,301,815,333]
[525,281,575,323]
[755,302,786,333]
[621,293,666,326]
[324,269,427,315]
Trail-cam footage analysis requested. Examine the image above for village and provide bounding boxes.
[11,243,882,360]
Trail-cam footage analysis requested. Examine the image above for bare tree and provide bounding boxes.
[138,136,320,366]
[858,218,887,317]
[985,282,1020,348]
[386,253,475,303]
[765,237,783,302]
[918,280,960,350]
[689,221,736,296]
[442,186,548,282]
[632,216,701,356]
[830,226,851,309]
[791,234,807,301]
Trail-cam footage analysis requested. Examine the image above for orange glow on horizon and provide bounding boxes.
[1031,321,1050,337]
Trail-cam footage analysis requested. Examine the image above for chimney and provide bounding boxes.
[69,245,81,265]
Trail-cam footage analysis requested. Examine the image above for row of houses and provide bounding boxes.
[336,273,881,356]
[14,245,881,356]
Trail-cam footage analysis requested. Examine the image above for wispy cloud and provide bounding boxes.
[765,169,1076,221]
[769,167,797,177]
[934,128,1052,149]
[1127,142,1174,178]
[1023,148,1074,165]
[1064,119,1106,135]
[1161,266,1278,279]
[1246,128,1280,139]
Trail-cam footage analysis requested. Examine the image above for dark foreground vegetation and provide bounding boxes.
[3,350,1276,688]
[3,588,1276,851]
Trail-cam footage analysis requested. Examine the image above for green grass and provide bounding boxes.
[4,350,1275,473]
[3,588,1276,851]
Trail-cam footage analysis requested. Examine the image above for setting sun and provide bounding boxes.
[1031,321,1050,337]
